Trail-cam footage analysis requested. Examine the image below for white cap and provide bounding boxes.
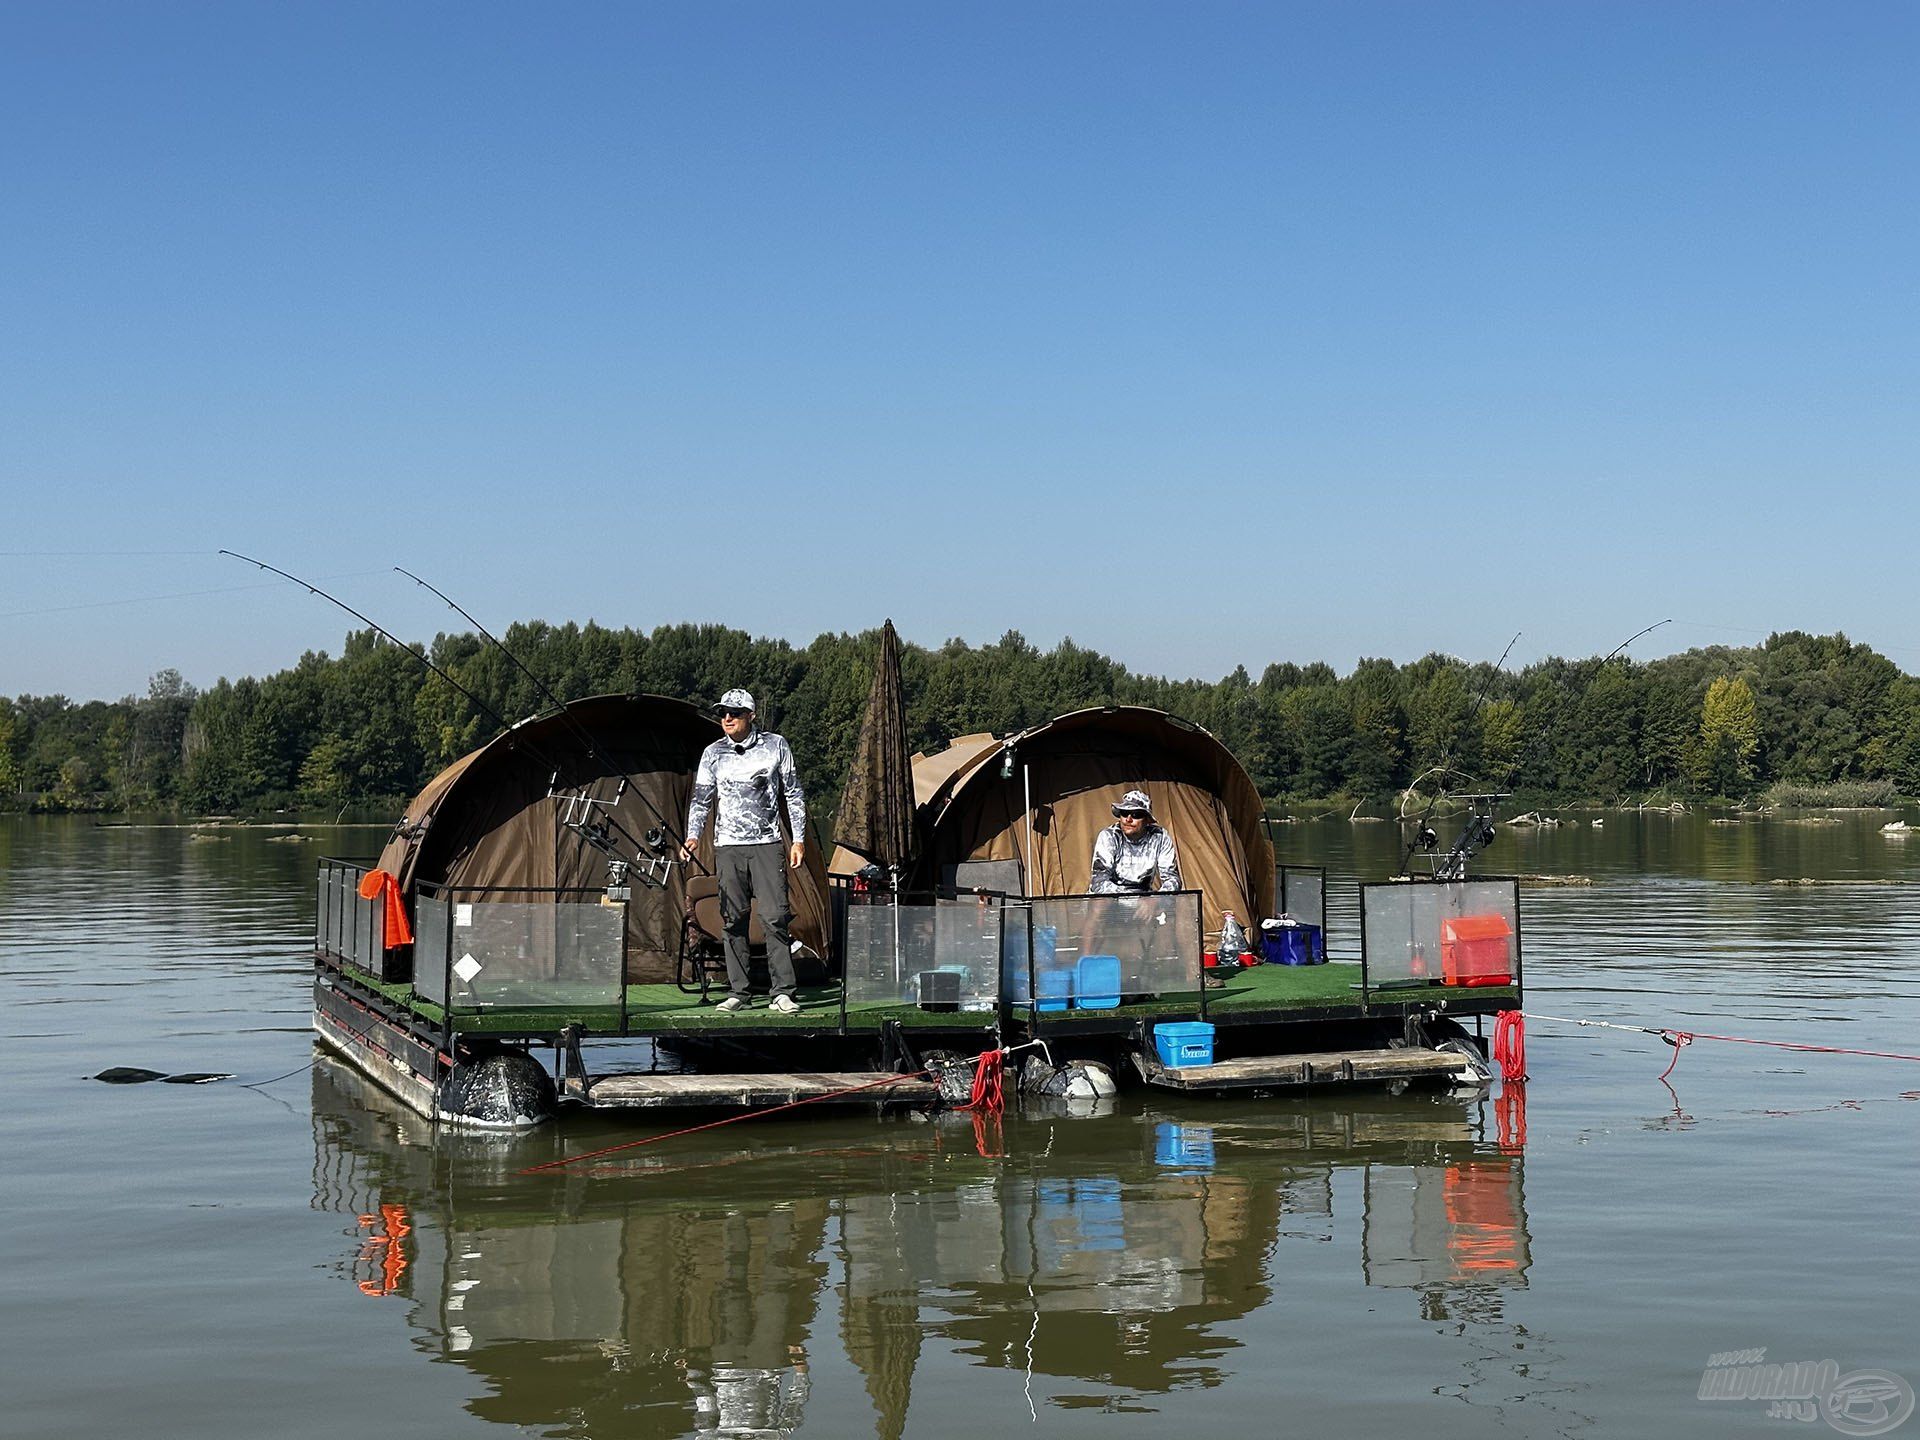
[715,688,756,713]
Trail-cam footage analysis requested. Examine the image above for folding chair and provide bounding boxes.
[677,873,767,1002]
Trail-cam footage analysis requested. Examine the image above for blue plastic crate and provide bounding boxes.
[1035,965,1074,1013]
[1074,953,1121,1009]
[1154,1021,1214,1068]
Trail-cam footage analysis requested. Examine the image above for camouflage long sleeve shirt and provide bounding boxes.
[1089,823,1182,894]
[686,729,807,848]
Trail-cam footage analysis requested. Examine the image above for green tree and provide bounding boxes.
[0,699,18,802]
[1690,676,1760,795]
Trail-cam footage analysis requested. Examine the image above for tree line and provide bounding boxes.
[6,625,1919,822]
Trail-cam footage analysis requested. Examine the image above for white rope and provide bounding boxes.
[1520,1009,1671,1037]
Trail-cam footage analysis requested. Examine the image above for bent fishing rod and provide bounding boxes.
[1398,630,1522,877]
[1492,616,1674,795]
[1396,620,1672,876]
[393,566,704,869]
[219,551,701,876]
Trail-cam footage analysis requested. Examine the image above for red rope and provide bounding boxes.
[1660,1029,1920,1064]
[963,1048,1005,1114]
[1492,1010,1527,1083]
[959,1048,1006,1157]
[1659,1031,1692,1081]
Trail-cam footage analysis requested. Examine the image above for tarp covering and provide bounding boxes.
[904,707,1274,937]
[375,694,831,983]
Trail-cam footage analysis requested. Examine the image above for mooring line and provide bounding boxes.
[1520,1008,1920,1081]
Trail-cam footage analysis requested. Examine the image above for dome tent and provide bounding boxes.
[836,706,1274,935]
[376,693,831,983]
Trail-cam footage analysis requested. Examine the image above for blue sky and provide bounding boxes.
[4,2,1916,699]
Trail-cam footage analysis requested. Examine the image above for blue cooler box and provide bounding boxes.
[1154,1021,1215,1068]
[1262,921,1326,965]
[1036,966,1074,1012]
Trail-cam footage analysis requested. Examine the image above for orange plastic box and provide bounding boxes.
[1440,914,1513,987]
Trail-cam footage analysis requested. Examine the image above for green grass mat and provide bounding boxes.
[328,961,1515,1036]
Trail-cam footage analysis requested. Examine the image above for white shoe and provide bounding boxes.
[769,994,801,1016]
[715,995,748,1013]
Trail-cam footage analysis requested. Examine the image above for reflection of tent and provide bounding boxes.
[834,707,1274,933]
[375,693,830,982]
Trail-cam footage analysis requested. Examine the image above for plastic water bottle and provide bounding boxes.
[1220,911,1248,966]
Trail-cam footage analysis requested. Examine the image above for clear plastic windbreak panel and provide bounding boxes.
[315,868,331,950]
[842,901,1001,1012]
[1279,867,1327,930]
[444,901,624,1011]
[413,897,451,1007]
[1027,891,1202,1008]
[1362,879,1519,988]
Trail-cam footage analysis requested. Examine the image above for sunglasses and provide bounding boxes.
[719,708,752,719]
[1116,810,1149,820]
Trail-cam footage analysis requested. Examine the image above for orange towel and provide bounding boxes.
[356,869,415,948]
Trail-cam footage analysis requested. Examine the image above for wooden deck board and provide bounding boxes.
[1134,1045,1476,1091]
[569,1070,938,1109]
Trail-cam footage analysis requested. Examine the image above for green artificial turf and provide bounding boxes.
[1199,961,1516,1015]
[329,959,1514,1037]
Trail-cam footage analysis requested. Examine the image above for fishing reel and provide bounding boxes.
[1398,766,1506,880]
[1428,794,1507,881]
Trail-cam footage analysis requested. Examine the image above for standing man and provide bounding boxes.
[683,688,810,1014]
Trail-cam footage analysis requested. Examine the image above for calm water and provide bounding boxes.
[3,813,1918,1438]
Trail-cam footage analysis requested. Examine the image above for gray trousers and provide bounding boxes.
[715,842,797,999]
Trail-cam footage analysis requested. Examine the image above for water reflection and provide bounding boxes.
[311,1058,1536,1437]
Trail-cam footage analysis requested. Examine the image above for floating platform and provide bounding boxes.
[312,856,1522,1132]
[1131,1044,1480,1094]
[564,1070,939,1110]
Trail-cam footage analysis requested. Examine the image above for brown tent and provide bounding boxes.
[375,693,831,983]
[835,707,1274,936]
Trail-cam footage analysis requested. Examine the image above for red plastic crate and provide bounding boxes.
[1440,914,1513,986]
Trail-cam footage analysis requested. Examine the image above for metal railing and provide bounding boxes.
[316,858,385,974]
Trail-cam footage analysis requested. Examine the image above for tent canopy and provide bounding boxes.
[836,707,1273,936]
[376,693,831,982]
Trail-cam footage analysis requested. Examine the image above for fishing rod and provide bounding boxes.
[393,566,706,874]
[1397,620,1672,877]
[1398,631,1522,877]
[1493,617,1674,796]
[218,552,686,882]
[220,550,534,744]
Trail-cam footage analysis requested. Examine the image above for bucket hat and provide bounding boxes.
[1111,789,1154,819]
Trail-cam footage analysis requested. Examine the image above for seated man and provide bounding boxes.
[1089,790,1181,895]
[1086,790,1210,990]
